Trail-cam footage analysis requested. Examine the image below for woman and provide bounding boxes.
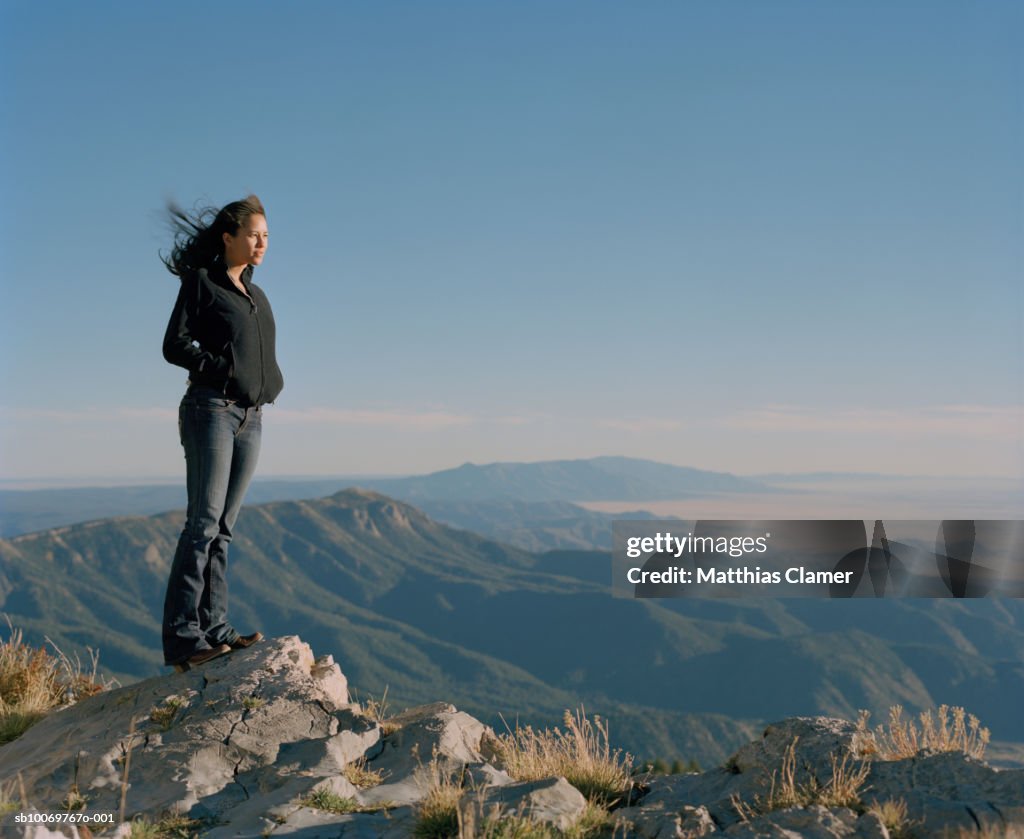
[160,194,284,672]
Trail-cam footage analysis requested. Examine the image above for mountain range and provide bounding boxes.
[2,486,1022,768]
[0,456,757,538]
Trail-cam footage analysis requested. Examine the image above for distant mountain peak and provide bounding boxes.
[355,455,772,502]
[326,487,432,532]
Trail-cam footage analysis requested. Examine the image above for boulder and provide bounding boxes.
[463,776,588,831]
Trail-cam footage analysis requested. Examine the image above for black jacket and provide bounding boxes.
[163,263,284,406]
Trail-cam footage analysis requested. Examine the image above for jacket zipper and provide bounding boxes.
[231,270,264,405]
[253,296,264,405]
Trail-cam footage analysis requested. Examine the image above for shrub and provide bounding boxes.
[493,708,633,807]
[303,789,360,815]
[855,705,990,760]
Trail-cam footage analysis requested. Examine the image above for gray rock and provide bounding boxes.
[864,750,1024,835]
[622,716,1024,838]
[464,776,588,831]
[728,718,859,784]
[1,637,366,838]
[615,801,718,837]
[7,638,1024,839]
[363,702,488,791]
[722,805,861,838]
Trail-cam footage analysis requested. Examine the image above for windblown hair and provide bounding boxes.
[161,194,267,279]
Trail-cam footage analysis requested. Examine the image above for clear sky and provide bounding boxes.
[1,1,1021,482]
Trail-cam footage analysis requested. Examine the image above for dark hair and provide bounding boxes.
[161,194,267,279]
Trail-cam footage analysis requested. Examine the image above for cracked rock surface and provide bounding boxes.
[5,640,1024,838]
[3,636,357,836]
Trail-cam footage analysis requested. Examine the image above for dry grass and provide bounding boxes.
[0,620,111,744]
[854,705,990,760]
[61,785,88,812]
[149,695,189,731]
[420,778,615,839]
[343,756,386,788]
[127,813,206,838]
[493,708,633,807]
[867,797,916,839]
[0,775,25,816]
[459,799,614,838]
[733,738,870,819]
[356,685,401,736]
[414,758,467,838]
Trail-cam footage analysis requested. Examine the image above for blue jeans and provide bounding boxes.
[162,386,262,666]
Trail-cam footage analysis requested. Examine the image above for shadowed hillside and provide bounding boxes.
[2,488,1023,768]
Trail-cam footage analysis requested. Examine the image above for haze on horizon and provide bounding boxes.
[1,2,1021,485]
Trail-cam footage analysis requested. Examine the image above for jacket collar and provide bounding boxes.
[211,260,254,291]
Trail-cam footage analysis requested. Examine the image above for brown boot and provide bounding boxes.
[173,644,232,673]
[229,632,264,650]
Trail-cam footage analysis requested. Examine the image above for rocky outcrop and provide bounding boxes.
[2,637,1023,838]
[614,717,1024,837]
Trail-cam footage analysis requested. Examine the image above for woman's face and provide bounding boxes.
[223,214,268,267]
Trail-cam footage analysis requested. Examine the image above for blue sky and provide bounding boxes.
[1,1,1021,481]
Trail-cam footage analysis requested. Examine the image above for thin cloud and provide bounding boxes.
[272,407,533,430]
[0,405,533,431]
[0,406,177,422]
[267,407,472,429]
[596,418,687,432]
[725,404,1024,437]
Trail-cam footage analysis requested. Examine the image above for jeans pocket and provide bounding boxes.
[193,394,236,411]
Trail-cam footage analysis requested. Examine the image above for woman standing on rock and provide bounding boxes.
[160,194,284,672]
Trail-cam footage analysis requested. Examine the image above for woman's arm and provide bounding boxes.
[162,275,229,377]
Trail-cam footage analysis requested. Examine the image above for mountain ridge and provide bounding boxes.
[0,456,769,538]
[2,488,1023,769]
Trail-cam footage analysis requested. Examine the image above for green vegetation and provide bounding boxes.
[638,757,700,775]
[149,695,189,731]
[302,787,393,816]
[242,695,265,711]
[128,813,207,838]
[303,789,361,815]
[18,489,1017,769]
